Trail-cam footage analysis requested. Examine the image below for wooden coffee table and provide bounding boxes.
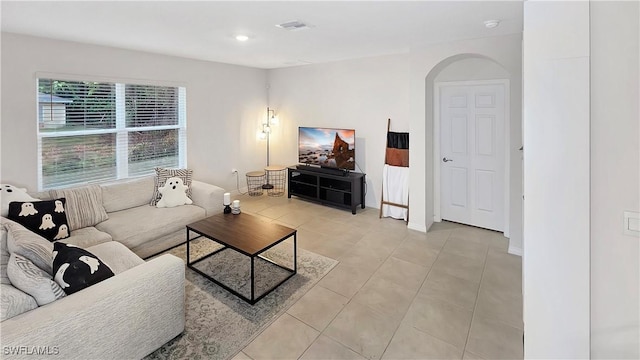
[186,212,297,304]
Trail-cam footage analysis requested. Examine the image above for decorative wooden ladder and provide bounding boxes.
[379,118,409,222]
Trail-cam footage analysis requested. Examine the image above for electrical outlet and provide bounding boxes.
[232,169,238,174]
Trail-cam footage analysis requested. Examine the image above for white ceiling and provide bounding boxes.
[1,1,523,69]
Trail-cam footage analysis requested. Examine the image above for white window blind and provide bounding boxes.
[37,78,187,190]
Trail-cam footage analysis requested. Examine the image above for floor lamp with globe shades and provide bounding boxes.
[260,107,278,190]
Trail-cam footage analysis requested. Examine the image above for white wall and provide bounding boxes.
[523,1,591,357]
[408,34,523,239]
[590,2,640,357]
[268,37,523,245]
[1,33,267,192]
[434,57,510,82]
[267,54,411,209]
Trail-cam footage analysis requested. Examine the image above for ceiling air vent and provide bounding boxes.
[276,20,312,31]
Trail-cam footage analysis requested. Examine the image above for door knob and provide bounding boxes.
[442,157,453,162]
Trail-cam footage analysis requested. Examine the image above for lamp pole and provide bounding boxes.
[262,107,274,189]
[266,107,270,167]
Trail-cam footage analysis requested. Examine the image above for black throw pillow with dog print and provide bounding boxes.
[52,242,114,295]
[7,198,70,242]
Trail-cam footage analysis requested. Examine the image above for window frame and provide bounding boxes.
[36,74,187,190]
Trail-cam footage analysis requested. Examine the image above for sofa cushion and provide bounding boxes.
[52,242,114,295]
[55,226,112,249]
[1,224,10,285]
[28,190,51,201]
[0,218,37,282]
[1,284,38,321]
[5,221,54,275]
[49,185,108,231]
[7,253,66,306]
[7,198,70,241]
[151,168,193,206]
[96,204,204,249]
[131,230,185,259]
[87,242,145,274]
[101,176,155,213]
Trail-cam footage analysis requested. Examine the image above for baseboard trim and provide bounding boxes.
[408,222,427,233]
[508,244,523,257]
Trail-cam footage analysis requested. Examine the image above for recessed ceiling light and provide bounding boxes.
[484,20,500,29]
[236,35,249,42]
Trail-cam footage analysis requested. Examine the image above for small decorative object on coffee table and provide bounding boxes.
[186,213,297,304]
[231,199,241,214]
[223,192,232,214]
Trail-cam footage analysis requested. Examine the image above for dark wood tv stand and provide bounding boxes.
[287,166,365,214]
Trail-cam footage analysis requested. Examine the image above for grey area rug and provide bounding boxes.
[145,238,337,360]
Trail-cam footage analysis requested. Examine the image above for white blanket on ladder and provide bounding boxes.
[381,164,409,221]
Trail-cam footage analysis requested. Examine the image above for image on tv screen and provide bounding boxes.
[298,127,355,170]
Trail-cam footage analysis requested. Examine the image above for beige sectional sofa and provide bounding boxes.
[1,241,186,360]
[31,175,225,258]
[1,175,225,359]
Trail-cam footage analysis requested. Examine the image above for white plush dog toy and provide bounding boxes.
[0,184,39,217]
[156,177,192,208]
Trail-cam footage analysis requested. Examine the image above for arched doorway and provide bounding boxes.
[425,54,513,236]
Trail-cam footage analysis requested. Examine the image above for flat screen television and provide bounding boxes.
[298,127,355,170]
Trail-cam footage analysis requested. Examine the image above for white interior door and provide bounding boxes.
[440,83,505,231]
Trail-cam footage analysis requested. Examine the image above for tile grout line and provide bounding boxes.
[461,237,492,356]
[387,226,491,357]
[287,207,398,359]
[402,227,485,355]
[316,229,415,359]
[377,228,455,359]
[295,326,322,360]
[285,284,349,334]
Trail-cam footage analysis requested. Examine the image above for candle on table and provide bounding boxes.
[233,200,240,208]
[223,192,231,205]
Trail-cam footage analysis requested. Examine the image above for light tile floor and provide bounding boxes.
[232,193,523,360]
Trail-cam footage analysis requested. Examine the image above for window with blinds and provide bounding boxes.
[37,78,186,190]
